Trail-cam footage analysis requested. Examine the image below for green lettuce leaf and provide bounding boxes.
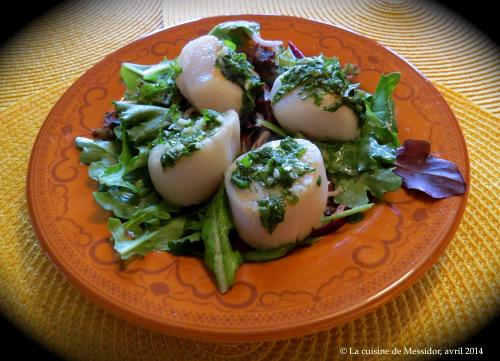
[166,232,203,256]
[370,72,400,132]
[122,202,175,233]
[277,47,298,68]
[209,21,260,47]
[75,137,120,164]
[110,217,186,260]
[120,63,150,98]
[114,102,172,145]
[120,60,182,107]
[126,145,150,173]
[333,168,402,207]
[315,72,402,207]
[316,136,396,177]
[201,186,242,293]
[93,188,163,219]
[93,130,137,191]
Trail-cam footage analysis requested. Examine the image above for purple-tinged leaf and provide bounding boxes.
[288,41,305,59]
[255,83,275,121]
[311,218,346,237]
[93,111,120,140]
[240,41,279,86]
[395,139,466,198]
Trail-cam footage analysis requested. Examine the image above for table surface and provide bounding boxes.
[0,0,498,360]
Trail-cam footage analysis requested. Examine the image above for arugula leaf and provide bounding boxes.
[201,186,242,293]
[363,108,399,147]
[122,203,173,234]
[256,118,289,137]
[166,232,203,255]
[110,217,186,259]
[93,188,161,219]
[333,169,401,207]
[75,137,120,164]
[371,73,400,132]
[316,136,396,177]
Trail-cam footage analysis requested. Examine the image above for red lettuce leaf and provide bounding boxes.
[92,111,120,140]
[395,139,466,198]
[288,41,305,59]
[241,41,279,86]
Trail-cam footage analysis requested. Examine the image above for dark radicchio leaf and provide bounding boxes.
[395,139,466,198]
[288,41,305,59]
[92,111,120,140]
[255,83,275,121]
[310,203,347,237]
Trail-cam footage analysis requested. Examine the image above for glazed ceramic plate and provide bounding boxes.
[27,15,469,342]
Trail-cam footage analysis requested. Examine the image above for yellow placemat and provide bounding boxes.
[0,0,499,360]
[161,0,500,116]
[0,0,163,111]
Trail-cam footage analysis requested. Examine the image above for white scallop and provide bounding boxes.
[270,75,360,141]
[176,35,243,113]
[148,110,240,207]
[224,139,328,250]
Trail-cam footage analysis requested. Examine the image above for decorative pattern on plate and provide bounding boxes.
[27,15,468,341]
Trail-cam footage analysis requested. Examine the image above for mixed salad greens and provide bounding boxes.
[75,21,465,293]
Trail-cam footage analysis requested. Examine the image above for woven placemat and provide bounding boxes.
[0,1,499,360]
[161,0,500,116]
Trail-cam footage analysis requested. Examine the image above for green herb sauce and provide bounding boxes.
[158,109,223,167]
[272,55,365,116]
[257,194,287,234]
[231,137,315,233]
[316,175,322,187]
[215,46,262,114]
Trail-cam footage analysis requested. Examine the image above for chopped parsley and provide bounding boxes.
[316,175,322,187]
[230,137,315,233]
[158,109,223,167]
[272,55,365,116]
[231,137,313,189]
[257,194,287,234]
[215,46,262,114]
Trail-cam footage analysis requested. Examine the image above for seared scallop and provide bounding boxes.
[224,138,328,250]
[270,75,360,141]
[176,35,243,113]
[148,110,240,206]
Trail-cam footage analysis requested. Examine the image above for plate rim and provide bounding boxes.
[26,14,470,342]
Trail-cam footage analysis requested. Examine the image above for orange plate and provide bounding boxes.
[27,15,469,342]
